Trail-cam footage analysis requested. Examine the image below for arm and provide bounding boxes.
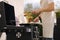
[33,2,54,21]
[32,2,54,14]
[39,2,54,12]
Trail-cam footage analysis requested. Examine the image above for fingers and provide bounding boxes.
[32,10,39,14]
[32,10,37,14]
[33,17,39,22]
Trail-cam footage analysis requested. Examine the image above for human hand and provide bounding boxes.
[32,9,41,15]
[33,17,39,22]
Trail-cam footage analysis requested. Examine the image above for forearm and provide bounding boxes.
[39,2,54,12]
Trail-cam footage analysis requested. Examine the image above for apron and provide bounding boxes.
[40,0,55,38]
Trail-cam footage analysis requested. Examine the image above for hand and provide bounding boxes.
[33,17,39,22]
[32,9,40,15]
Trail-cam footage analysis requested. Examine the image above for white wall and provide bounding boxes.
[7,0,25,23]
[0,0,25,24]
